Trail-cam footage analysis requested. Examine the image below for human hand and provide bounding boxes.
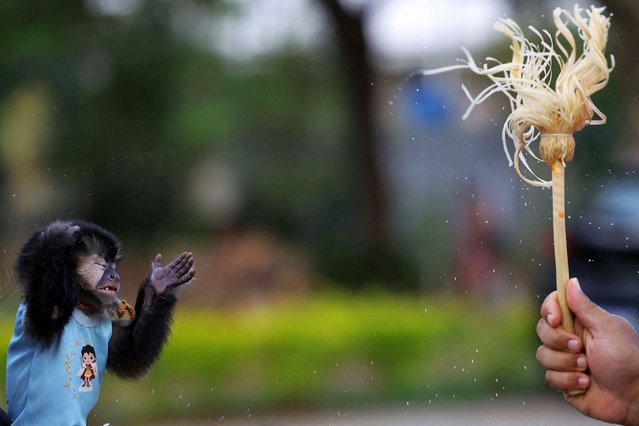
[149,252,195,294]
[536,278,639,425]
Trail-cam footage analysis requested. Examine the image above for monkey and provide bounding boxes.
[2,220,195,425]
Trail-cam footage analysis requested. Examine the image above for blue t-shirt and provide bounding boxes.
[6,302,112,426]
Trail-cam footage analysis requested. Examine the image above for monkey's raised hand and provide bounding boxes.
[149,252,195,294]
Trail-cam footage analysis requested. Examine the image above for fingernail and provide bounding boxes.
[546,314,555,324]
[568,339,580,351]
[578,376,589,387]
[577,355,587,369]
[570,277,581,292]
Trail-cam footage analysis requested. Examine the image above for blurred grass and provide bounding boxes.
[0,291,543,424]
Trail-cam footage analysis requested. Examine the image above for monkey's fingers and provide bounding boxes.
[174,268,196,287]
[173,266,193,284]
[170,252,194,276]
[153,253,163,268]
[175,251,193,265]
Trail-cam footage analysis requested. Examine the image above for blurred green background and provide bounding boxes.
[0,0,637,424]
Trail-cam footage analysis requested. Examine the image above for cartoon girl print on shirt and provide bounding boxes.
[77,345,98,392]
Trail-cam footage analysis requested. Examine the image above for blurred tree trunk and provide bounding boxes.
[316,0,389,253]
[599,0,639,165]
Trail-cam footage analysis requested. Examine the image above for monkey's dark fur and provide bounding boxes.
[14,220,193,379]
[16,221,121,348]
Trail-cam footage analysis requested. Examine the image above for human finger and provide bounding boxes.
[536,317,583,353]
[566,278,610,330]
[545,369,590,393]
[536,344,587,372]
[540,291,563,328]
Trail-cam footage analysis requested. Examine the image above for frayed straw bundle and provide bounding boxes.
[420,5,614,333]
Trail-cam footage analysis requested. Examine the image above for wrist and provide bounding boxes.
[145,280,177,303]
[623,343,639,426]
[625,395,639,426]
[625,409,639,426]
[624,377,639,425]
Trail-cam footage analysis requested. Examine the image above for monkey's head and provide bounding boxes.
[16,220,123,345]
[73,221,123,315]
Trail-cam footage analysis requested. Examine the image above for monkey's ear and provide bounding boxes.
[16,222,80,346]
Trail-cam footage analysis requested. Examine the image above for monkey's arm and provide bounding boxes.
[107,252,195,379]
[16,221,81,345]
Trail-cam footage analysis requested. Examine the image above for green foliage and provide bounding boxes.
[77,292,542,423]
[0,1,351,242]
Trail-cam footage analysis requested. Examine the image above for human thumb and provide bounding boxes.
[566,278,607,330]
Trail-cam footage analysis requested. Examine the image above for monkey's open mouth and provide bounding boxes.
[98,285,119,295]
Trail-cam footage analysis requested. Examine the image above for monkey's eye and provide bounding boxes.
[94,261,108,269]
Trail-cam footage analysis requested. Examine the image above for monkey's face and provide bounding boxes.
[77,254,121,307]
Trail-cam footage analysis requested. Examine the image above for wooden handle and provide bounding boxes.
[553,161,587,397]
[551,161,574,333]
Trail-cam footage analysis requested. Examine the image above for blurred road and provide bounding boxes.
[156,396,615,425]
